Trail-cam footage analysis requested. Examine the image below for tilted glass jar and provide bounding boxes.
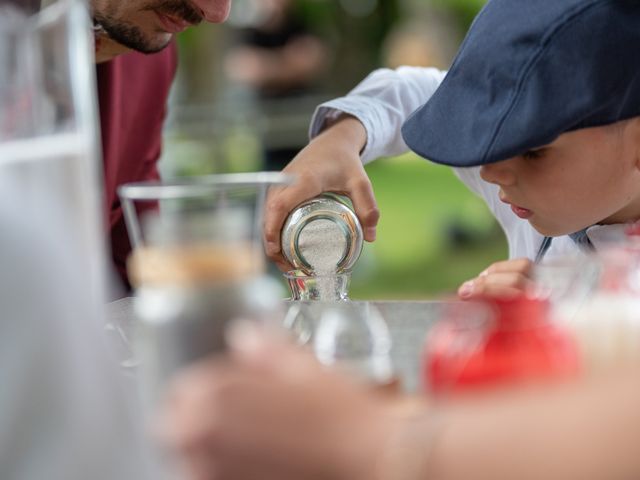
[281,193,364,275]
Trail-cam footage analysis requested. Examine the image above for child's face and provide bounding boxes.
[479,119,640,236]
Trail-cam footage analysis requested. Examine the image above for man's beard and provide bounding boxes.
[94,0,203,54]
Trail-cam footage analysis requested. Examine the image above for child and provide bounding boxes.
[264,0,640,299]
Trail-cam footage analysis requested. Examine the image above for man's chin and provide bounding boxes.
[142,33,174,53]
[97,20,173,55]
[95,33,172,63]
[122,33,173,54]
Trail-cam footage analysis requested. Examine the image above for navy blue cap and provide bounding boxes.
[402,0,640,167]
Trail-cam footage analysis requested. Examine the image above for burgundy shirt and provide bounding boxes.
[97,44,178,291]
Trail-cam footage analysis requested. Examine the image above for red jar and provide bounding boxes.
[423,296,581,395]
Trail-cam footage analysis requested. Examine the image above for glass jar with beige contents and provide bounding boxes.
[119,174,291,408]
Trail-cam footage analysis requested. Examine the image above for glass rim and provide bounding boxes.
[118,172,295,201]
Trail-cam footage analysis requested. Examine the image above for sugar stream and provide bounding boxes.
[297,219,347,300]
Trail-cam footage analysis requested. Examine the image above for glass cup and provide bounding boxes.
[282,270,351,345]
[284,270,351,301]
[313,302,394,387]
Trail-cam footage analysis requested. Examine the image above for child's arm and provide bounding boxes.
[264,67,447,269]
[309,67,448,164]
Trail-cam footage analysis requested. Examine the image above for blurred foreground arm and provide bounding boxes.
[264,67,447,269]
[429,371,640,480]
[160,326,640,480]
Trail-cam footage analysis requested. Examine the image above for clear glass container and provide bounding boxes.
[282,302,316,346]
[284,270,351,301]
[313,302,394,386]
[281,270,350,345]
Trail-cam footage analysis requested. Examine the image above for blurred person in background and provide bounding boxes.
[263,0,640,299]
[91,0,232,294]
[224,0,328,171]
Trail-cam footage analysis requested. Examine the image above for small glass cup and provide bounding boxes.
[284,270,351,302]
[313,302,394,387]
[282,270,350,345]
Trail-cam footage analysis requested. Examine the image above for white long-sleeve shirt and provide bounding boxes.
[309,66,625,261]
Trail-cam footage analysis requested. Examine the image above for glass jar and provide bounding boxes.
[281,193,363,275]
[314,302,394,387]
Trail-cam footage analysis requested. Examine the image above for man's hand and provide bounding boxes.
[264,115,380,271]
[157,324,398,480]
[457,258,535,300]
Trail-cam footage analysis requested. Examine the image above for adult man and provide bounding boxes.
[92,0,231,291]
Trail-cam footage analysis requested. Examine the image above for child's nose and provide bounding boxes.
[479,159,516,186]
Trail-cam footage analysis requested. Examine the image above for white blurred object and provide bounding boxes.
[0,0,107,308]
[566,294,640,373]
[542,241,640,375]
[0,184,156,480]
[0,1,156,479]
[534,253,601,321]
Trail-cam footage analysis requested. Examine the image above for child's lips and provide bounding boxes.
[510,204,533,219]
[500,195,533,219]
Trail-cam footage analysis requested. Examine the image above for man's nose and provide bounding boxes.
[190,0,231,23]
[479,158,517,186]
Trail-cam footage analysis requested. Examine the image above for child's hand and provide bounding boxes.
[264,115,379,271]
[457,258,535,300]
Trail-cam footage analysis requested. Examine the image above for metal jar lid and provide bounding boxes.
[281,194,364,275]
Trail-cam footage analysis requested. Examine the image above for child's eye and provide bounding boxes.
[521,149,545,160]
